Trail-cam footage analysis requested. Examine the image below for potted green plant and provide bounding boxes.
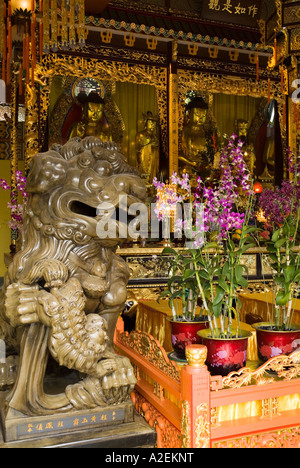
[154,135,257,373]
[158,246,209,360]
[253,149,300,362]
[193,135,257,376]
[153,173,210,360]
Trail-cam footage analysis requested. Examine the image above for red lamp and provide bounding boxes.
[253,181,263,194]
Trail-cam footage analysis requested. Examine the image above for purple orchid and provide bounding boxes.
[0,171,28,234]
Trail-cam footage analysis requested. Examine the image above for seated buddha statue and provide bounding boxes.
[136,111,159,184]
[68,92,112,142]
[179,96,217,180]
[235,119,256,177]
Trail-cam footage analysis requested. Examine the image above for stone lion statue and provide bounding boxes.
[0,137,147,416]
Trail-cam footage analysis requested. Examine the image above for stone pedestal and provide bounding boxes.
[0,402,156,448]
[1,401,134,443]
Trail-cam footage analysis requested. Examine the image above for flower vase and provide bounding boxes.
[253,322,300,362]
[168,317,209,360]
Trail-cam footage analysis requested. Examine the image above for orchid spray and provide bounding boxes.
[189,134,256,338]
[154,172,200,321]
[258,149,300,330]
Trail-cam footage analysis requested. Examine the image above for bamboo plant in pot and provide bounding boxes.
[193,135,257,376]
[154,171,210,359]
[254,149,300,362]
[194,231,256,376]
[159,247,209,359]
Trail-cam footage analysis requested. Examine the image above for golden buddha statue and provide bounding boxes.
[136,111,159,184]
[68,92,112,142]
[235,119,256,177]
[179,96,217,179]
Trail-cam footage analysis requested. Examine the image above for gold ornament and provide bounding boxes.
[185,345,207,368]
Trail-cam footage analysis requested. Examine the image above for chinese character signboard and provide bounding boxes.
[5,404,131,442]
[201,0,262,28]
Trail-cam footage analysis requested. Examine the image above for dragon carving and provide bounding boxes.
[0,137,147,416]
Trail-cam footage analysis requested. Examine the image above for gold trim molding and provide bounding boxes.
[178,69,284,100]
[118,329,181,382]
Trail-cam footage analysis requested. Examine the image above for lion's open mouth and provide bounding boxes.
[70,201,98,218]
[69,200,137,225]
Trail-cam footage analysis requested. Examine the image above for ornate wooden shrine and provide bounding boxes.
[6,0,297,283]
[1,0,300,449]
[3,0,299,186]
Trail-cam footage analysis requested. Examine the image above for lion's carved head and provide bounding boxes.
[24,137,147,248]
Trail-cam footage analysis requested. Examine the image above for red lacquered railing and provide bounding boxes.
[114,318,300,448]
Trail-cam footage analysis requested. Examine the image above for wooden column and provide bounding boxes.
[181,345,211,448]
[168,40,179,177]
[289,58,300,154]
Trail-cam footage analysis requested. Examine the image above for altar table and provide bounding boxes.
[136,299,258,361]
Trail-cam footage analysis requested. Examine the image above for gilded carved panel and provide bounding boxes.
[24,52,286,175]
[291,28,300,52]
[25,54,168,167]
[213,426,300,448]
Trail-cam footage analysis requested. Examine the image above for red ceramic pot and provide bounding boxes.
[168,317,209,359]
[198,329,252,376]
[253,322,300,362]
